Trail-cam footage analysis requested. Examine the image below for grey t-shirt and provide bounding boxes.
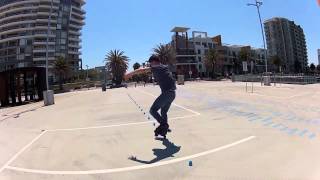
[151,65,176,92]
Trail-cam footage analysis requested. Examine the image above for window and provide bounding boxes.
[61,32,67,38]
[202,43,207,48]
[198,56,202,62]
[198,50,201,54]
[60,39,66,44]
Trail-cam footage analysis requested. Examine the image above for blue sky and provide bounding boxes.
[81,0,320,70]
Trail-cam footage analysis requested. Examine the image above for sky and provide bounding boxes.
[81,0,320,71]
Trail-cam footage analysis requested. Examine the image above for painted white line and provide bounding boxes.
[5,136,255,175]
[47,121,151,132]
[136,89,201,116]
[170,114,199,120]
[0,131,47,173]
[47,115,198,132]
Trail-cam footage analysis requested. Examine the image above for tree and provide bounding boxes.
[294,60,302,73]
[271,55,282,73]
[239,48,250,62]
[317,65,320,74]
[204,48,219,78]
[133,62,141,70]
[105,49,129,85]
[53,56,69,90]
[310,63,316,73]
[153,44,176,65]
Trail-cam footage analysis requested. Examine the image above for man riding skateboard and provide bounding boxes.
[148,55,176,138]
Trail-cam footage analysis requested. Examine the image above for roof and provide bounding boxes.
[171,27,190,33]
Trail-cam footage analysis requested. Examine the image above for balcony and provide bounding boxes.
[68,44,81,49]
[35,19,57,23]
[0,14,36,24]
[0,6,37,16]
[33,41,55,45]
[176,49,196,57]
[176,58,197,64]
[69,30,81,36]
[37,12,58,17]
[0,27,33,36]
[69,37,81,42]
[38,5,59,10]
[0,20,35,29]
[33,48,55,53]
[68,50,81,55]
[33,56,55,61]
[33,34,56,38]
[70,17,85,25]
[34,25,56,30]
[69,23,82,29]
[71,6,86,15]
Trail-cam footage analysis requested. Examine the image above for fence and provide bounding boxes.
[233,74,319,85]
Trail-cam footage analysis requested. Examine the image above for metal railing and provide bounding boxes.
[232,74,319,85]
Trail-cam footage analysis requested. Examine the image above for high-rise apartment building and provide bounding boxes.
[264,17,308,73]
[0,0,85,79]
[318,49,320,65]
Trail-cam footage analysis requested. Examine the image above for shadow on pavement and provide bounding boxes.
[129,139,181,164]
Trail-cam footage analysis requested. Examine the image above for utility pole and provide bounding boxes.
[247,0,268,73]
[45,0,53,90]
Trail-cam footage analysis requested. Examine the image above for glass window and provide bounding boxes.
[60,39,66,44]
[61,32,67,38]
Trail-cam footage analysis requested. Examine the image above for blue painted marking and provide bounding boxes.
[287,128,298,136]
[248,116,260,122]
[299,129,308,137]
[263,121,274,126]
[309,133,316,139]
[261,117,272,122]
[272,123,283,128]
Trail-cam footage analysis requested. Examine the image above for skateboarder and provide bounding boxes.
[148,55,176,138]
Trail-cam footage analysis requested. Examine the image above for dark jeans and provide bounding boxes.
[150,90,176,126]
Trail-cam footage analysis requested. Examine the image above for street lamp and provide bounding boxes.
[43,0,54,106]
[247,0,268,73]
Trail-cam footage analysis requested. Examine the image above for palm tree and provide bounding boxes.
[53,56,69,90]
[153,44,176,65]
[271,55,282,73]
[133,62,141,70]
[105,49,129,85]
[204,48,219,79]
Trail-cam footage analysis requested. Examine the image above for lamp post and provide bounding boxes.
[43,0,54,106]
[247,0,268,73]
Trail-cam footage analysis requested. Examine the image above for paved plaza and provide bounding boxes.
[0,81,320,180]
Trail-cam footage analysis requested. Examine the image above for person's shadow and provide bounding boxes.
[129,138,181,164]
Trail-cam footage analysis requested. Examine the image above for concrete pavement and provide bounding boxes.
[1,81,320,179]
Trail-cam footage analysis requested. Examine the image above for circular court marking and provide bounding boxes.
[6,136,255,175]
